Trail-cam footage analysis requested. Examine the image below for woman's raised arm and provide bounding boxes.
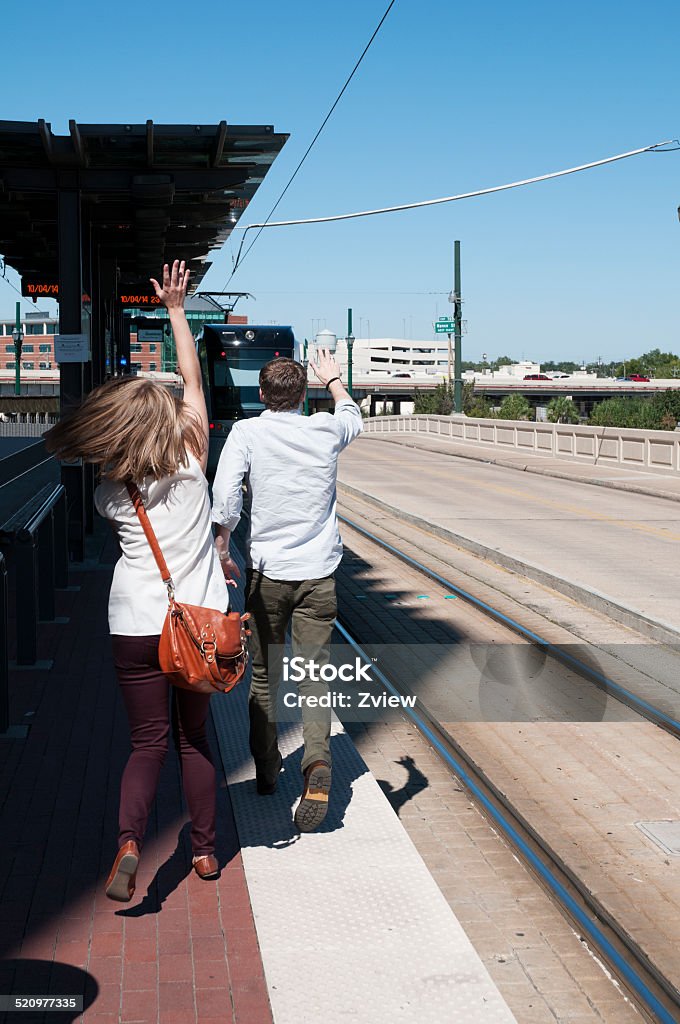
[150,259,209,472]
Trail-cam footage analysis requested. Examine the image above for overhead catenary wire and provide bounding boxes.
[0,263,49,315]
[224,0,399,286]
[233,139,678,246]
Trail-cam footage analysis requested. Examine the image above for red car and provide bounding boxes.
[627,374,650,382]
[523,373,551,381]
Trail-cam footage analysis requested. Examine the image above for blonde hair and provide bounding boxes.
[44,377,206,482]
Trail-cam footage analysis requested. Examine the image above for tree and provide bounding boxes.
[650,389,680,426]
[589,398,644,428]
[413,381,454,415]
[546,396,579,424]
[625,349,680,379]
[541,360,581,374]
[462,381,493,417]
[496,394,533,421]
[588,392,679,430]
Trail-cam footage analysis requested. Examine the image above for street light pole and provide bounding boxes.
[303,338,310,416]
[453,240,463,413]
[347,307,354,397]
[12,302,23,397]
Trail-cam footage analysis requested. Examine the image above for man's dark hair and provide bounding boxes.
[259,358,307,411]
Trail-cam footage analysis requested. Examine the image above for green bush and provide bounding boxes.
[546,397,579,424]
[588,392,680,430]
[496,394,533,421]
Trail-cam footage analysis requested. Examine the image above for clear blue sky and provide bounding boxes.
[2,0,678,364]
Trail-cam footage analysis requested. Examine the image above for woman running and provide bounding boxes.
[45,260,233,901]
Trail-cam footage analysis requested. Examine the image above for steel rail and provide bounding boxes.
[338,512,680,740]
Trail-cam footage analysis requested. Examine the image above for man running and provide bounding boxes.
[212,348,362,831]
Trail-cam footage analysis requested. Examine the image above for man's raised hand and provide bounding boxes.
[310,347,341,387]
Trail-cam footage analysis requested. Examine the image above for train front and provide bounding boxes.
[197,323,296,477]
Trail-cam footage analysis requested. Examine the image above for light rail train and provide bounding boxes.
[196,323,295,476]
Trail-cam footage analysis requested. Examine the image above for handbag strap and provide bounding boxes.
[125,482,175,599]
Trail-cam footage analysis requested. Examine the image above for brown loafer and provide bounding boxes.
[192,854,220,880]
[105,841,140,902]
[294,761,332,833]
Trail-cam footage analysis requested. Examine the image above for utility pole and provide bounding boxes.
[453,241,463,413]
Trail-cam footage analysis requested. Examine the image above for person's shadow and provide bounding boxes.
[376,755,429,817]
[115,779,241,917]
[0,960,97,1023]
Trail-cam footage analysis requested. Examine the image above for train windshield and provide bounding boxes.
[201,325,296,422]
[211,346,284,419]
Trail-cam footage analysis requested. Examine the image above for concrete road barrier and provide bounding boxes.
[364,415,680,476]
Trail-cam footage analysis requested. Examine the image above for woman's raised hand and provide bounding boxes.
[150,259,190,310]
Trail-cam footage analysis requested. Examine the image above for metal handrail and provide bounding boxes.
[0,553,8,733]
[1,482,68,667]
[19,484,65,540]
[0,439,53,487]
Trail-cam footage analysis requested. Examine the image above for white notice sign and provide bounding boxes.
[55,333,90,363]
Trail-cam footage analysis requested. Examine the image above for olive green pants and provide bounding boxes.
[245,569,337,776]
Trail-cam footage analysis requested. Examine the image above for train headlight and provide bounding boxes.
[244,330,256,341]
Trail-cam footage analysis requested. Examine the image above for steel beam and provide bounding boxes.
[58,184,86,562]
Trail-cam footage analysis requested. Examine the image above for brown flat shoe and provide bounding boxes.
[105,841,140,902]
[294,760,332,833]
[192,854,220,880]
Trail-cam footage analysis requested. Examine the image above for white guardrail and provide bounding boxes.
[364,415,680,476]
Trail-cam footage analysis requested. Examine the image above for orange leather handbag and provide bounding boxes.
[126,482,249,694]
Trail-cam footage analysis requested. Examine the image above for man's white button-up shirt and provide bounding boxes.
[211,400,363,581]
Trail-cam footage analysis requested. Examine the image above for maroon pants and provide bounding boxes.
[112,635,216,857]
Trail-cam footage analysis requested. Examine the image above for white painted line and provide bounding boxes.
[211,691,518,1024]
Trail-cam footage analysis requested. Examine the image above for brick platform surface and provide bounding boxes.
[0,525,271,1024]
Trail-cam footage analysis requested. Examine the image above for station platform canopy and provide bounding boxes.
[0,118,288,290]
[0,116,288,562]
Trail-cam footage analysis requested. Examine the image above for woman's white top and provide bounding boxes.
[94,451,228,636]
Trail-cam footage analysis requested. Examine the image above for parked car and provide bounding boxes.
[523,373,551,381]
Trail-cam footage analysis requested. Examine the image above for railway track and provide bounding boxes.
[335,510,680,1024]
[338,510,680,741]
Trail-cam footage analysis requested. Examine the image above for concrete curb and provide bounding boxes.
[359,433,680,505]
[338,480,680,647]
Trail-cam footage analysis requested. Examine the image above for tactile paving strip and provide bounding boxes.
[211,687,518,1024]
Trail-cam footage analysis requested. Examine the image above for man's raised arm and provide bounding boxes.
[310,347,363,446]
